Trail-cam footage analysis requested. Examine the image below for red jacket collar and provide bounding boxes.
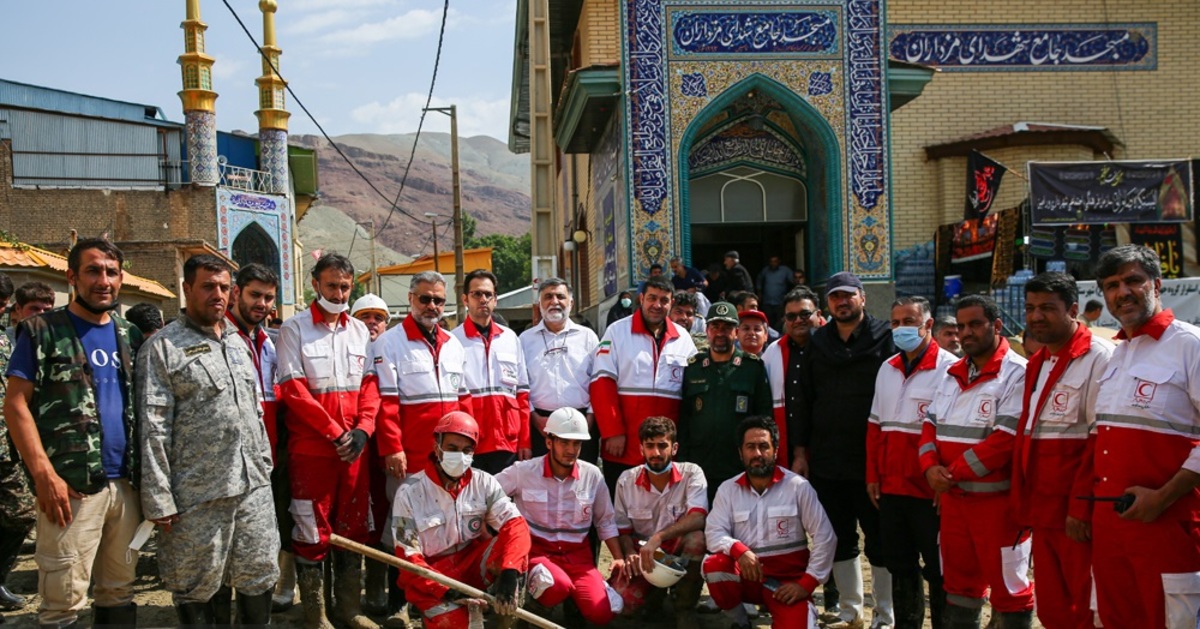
[633,462,683,491]
[462,317,504,340]
[735,466,786,488]
[541,454,580,480]
[225,311,265,346]
[1030,323,1093,367]
[423,453,473,498]
[1115,309,1174,341]
[402,313,449,345]
[886,340,942,372]
[947,337,1010,390]
[630,309,680,342]
[309,301,349,327]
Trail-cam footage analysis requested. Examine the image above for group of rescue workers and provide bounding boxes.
[0,237,1197,629]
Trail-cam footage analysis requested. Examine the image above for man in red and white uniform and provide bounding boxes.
[703,415,835,628]
[592,275,697,493]
[611,416,708,627]
[1011,272,1112,629]
[452,269,530,473]
[495,409,629,625]
[1089,245,1200,628]
[866,296,956,629]
[919,295,1033,628]
[390,411,529,629]
[276,253,380,629]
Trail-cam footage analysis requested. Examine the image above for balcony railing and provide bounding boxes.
[219,163,274,193]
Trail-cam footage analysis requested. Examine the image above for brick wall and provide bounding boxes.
[579,0,620,67]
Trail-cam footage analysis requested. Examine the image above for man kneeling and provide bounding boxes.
[611,416,708,627]
[703,415,836,628]
[390,412,529,628]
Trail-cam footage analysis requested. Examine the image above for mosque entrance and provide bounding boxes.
[231,222,281,281]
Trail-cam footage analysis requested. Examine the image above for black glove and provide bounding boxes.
[337,429,369,461]
[442,588,470,603]
[495,568,522,607]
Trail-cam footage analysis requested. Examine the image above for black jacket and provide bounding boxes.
[790,314,894,482]
[725,263,753,295]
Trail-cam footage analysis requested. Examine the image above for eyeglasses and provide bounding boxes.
[784,311,816,321]
[469,290,495,301]
[413,294,446,306]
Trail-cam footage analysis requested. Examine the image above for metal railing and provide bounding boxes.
[219,163,273,193]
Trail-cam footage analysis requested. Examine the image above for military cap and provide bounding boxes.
[706,301,739,325]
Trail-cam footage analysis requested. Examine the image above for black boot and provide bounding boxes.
[928,580,947,629]
[237,588,274,627]
[891,572,925,629]
[175,601,215,627]
[941,603,981,629]
[0,533,26,613]
[211,586,233,626]
[93,603,137,628]
[996,610,1033,629]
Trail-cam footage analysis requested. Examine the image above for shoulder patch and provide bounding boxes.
[374,356,384,364]
[183,344,211,356]
[688,355,697,364]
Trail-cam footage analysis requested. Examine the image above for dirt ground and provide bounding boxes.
[3,533,1024,628]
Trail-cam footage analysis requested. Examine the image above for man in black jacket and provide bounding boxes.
[721,251,753,297]
[791,272,895,629]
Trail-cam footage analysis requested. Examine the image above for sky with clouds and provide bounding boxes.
[1,0,517,140]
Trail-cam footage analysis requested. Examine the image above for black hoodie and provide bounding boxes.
[790,313,895,481]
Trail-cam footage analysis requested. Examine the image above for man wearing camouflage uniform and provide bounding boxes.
[137,254,279,625]
[0,273,35,623]
[4,238,143,628]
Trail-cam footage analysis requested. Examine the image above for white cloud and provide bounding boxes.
[350,93,511,139]
[290,0,401,11]
[283,9,359,35]
[211,57,247,81]
[318,8,457,47]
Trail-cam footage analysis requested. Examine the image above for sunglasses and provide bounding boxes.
[469,290,496,301]
[413,294,446,306]
[784,311,816,321]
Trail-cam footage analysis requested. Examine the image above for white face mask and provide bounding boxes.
[440,451,472,477]
[317,295,349,314]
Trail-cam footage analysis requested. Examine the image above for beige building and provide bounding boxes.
[508,0,1199,325]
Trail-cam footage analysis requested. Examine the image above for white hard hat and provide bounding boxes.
[643,548,687,588]
[351,294,389,318]
[545,408,590,440]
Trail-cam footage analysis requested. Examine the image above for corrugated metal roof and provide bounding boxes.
[0,78,169,124]
[0,242,175,298]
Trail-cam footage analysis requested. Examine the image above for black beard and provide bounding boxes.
[74,294,118,315]
[746,461,774,477]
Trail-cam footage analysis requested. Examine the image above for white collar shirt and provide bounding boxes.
[613,461,708,539]
[495,456,619,544]
[519,318,598,411]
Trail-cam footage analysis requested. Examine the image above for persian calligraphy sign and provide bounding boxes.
[670,10,840,56]
[1029,160,1193,226]
[889,24,1157,71]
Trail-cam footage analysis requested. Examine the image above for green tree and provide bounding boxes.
[462,212,531,293]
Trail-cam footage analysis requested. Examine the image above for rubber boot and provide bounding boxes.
[672,563,703,629]
[942,603,982,629]
[995,610,1033,629]
[928,580,947,629]
[827,559,865,628]
[870,565,894,628]
[237,588,274,628]
[332,550,380,629]
[0,533,26,612]
[175,601,215,627]
[383,565,410,629]
[296,559,336,629]
[211,585,233,626]
[364,556,389,615]
[272,550,297,612]
[890,572,925,629]
[821,577,842,622]
[94,603,137,628]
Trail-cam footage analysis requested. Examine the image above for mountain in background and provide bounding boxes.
[294,132,531,270]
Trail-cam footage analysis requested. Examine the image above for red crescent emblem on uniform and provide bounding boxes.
[1052,391,1069,413]
[1134,380,1157,405]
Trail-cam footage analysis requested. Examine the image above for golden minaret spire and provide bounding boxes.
[178,0,219,185]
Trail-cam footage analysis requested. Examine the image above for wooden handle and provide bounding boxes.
[328,534,565,629]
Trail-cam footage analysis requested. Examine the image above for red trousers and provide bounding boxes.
[1031,527,1095,629]
[407,536,510,629]
[289,452,371,562]
[530,540,614,625]
[939,493,1034,613]
[366,444,390,546]
[701,553,818,628]
[1093,505,1200,629]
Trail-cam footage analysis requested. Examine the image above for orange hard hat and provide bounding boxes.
[433,411,479,444]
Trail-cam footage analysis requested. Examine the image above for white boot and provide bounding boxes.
[870,565,894,628]
[272,550,298,612]
[827,559,865,628]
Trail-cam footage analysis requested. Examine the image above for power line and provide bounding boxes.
[377,0,451,236]
[218,0,442,229]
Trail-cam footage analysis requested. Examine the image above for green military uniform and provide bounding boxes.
[0,322,36,611]
[677,303,773,499]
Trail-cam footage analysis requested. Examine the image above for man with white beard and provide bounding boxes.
[519,278,600,463]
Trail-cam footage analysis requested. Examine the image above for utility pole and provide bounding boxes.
[424,212,441,273]
[423,105,465,321]
[366,220,380,295]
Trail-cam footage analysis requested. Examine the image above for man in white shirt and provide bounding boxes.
[703,415,835,629]
[495,408,629,625]
[519,278,599,464]
[611,416,708,627]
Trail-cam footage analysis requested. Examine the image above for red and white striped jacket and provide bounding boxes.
[760,338,798,466]
[590,311,697,467]
[451,320,531,455]
[372,315,473,473]
[867,342,957,499]
[919,338,1026,497]
[228,312,281,462]
[495,456,618,549]
[277,302,380,458]
[613,462,708,539]
[1012,325,1112,527]
[706,466,835,594]
[1093,310,1200,522]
